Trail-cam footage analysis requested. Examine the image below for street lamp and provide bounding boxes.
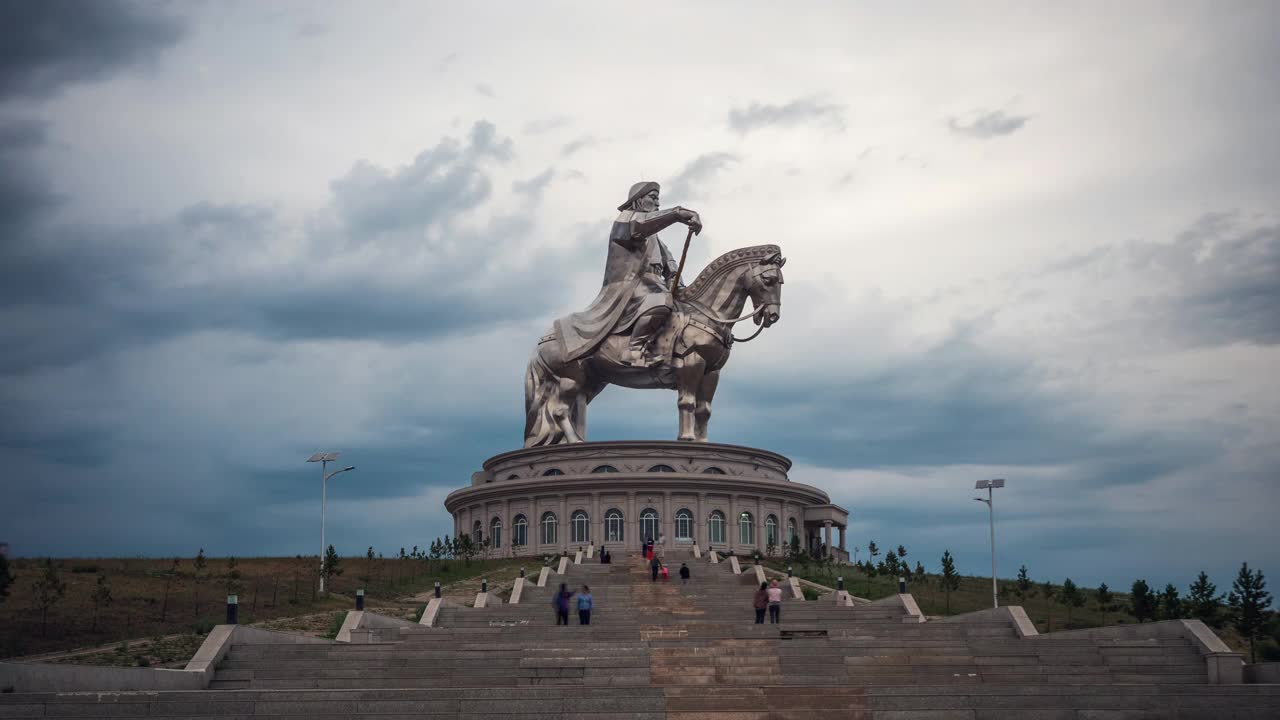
[308,452,355,593]
[974,478,1005,609]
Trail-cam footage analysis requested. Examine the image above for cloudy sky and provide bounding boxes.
[2,1,1277,593]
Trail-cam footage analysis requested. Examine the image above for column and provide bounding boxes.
[823,521,833,557]
[626,492,636,551]
[559,495,568,552]
[839,525,846,551]
[502,499,510,557]
[755,496,765,553]
[728,495,738,550]
[591,492,601,549]
[696,493,705,548]
[662,491,672,550]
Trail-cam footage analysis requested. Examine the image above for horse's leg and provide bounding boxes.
[694,368,720,442]
[674,353,705,442]
[555,360,588,444]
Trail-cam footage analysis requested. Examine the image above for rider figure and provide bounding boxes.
[554,181,702,367]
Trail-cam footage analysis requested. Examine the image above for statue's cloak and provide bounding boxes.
[554,210,678,362]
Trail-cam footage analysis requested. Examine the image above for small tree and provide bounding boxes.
[1158,583,1182,620]
[363,546,375,587]
[939,550,961,614]
[1059,578,1084,629]
[1187,571,1222,627]
[192,548,207,618]
[321,544,343,593]
[1096,582,1114,625]
[1041,581,1057,632]
[0,553,14,604]
[224,556,242,597]
[1227,563,1273,663]
[788,535,801,563]
[882,550,900,577]
[31,559,67,637]
[865,541,881,596]
[1013,565,1035,605]
[91,573,113,632]
[1130,579,1157,623]
[914,560,926,580]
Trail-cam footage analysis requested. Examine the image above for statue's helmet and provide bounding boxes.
[618,181,660,211]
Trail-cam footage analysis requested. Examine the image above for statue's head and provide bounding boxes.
[618,181,660,212]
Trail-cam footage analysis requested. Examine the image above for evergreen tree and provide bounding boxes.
[939,550,961,614]
[31,558,67,637]
[321,544,343,592]
[914,560,926,580]
[224,556,242,597]
[1059,578,1085,629]
[0,553,13,604]
[866,541,880,596]
[192,548,206,617]
[1013,565,1035,605]
[882,550,899,577]
[1041,581,1057,632]
[1129,579,1157,623]
[1095,582,1114,625]
[1187,571,1222,627]
[1158,583,1182,620]
[1227,563,1273,663]
[364,546,375,586]
[91,573,113,632]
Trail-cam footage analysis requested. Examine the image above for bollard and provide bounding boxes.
[356,588,364,610]
[226,595,238,625]
[433,581,441,599]
[520,567,526,578]
[898,577,906,593]
[837,576,844,591]
[481,577,488,593]
[787,566,793,577]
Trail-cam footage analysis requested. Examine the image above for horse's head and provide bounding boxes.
[745,252,785,327]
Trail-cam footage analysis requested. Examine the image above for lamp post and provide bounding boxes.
[308,452,355,593]
[974,478,1005,609]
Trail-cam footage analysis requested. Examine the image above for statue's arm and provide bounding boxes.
[611,208,699,248]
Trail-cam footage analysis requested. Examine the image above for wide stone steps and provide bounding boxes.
[5,685,1280,719]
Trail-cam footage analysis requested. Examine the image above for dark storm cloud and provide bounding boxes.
[666,152,739,200]
[0,0,185,100]
[0,117,60,227]
[946,109,1031,139]
[727,97,846,134]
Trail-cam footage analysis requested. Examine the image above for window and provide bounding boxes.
[739,511,754,546]
[640,508,660,542]
[765,515,778,548]
[787,517,797,545]
[541,511,557,545]
[506,474,520,480]
[591,465,618,473]
[702,467,726,475]
[606,509,624,542]
[571,510,589,544]
[513,514,528,546]
[490,518,502,549]
[473,520,483,543]
[648,464,675,472]
[675,509,693,541]
[542,468,564,476]
[708,511,726,544]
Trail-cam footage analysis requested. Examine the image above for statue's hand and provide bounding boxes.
[678,208,702,235]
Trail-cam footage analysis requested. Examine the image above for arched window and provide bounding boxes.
[605,509,624,542]
[513,514,528,547]
[648,464,675,472]
[506,474,520,480]
[675,509,693,541]
[571,510,590,544]
[591,465,618,473]
[765,515,778,549]
[490,517,502,549]
[787,517,798,545]
[473,520,483,543]
[542,468,564,476]
[702,467,726,475]
[708,511,726,544]
[640,508,660,542]
[540,511,557,545]
[739,511,754,546]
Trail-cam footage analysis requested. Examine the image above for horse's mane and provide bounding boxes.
[681,244,781,304]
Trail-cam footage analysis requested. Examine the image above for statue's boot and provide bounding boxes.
[622,310,668,367]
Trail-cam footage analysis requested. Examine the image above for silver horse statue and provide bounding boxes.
[525,244,785,446]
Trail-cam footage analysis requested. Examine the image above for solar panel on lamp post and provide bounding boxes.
[973,478,1005,609]
[307,452,355,594]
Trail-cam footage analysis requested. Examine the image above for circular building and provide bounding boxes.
[445,440,849,560]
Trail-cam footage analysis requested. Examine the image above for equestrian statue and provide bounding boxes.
[524,180,785,446]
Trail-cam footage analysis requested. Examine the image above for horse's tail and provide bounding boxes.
[524,342,564,447]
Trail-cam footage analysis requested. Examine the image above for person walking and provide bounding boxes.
[767,579,783,624]
[650,554,660,582]
[679,562,690,585]
[753,581,768,624]
[553,582,572,626]
[577,585,593,625]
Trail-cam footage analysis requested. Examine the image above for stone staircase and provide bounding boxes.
[3,550,1278,718]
